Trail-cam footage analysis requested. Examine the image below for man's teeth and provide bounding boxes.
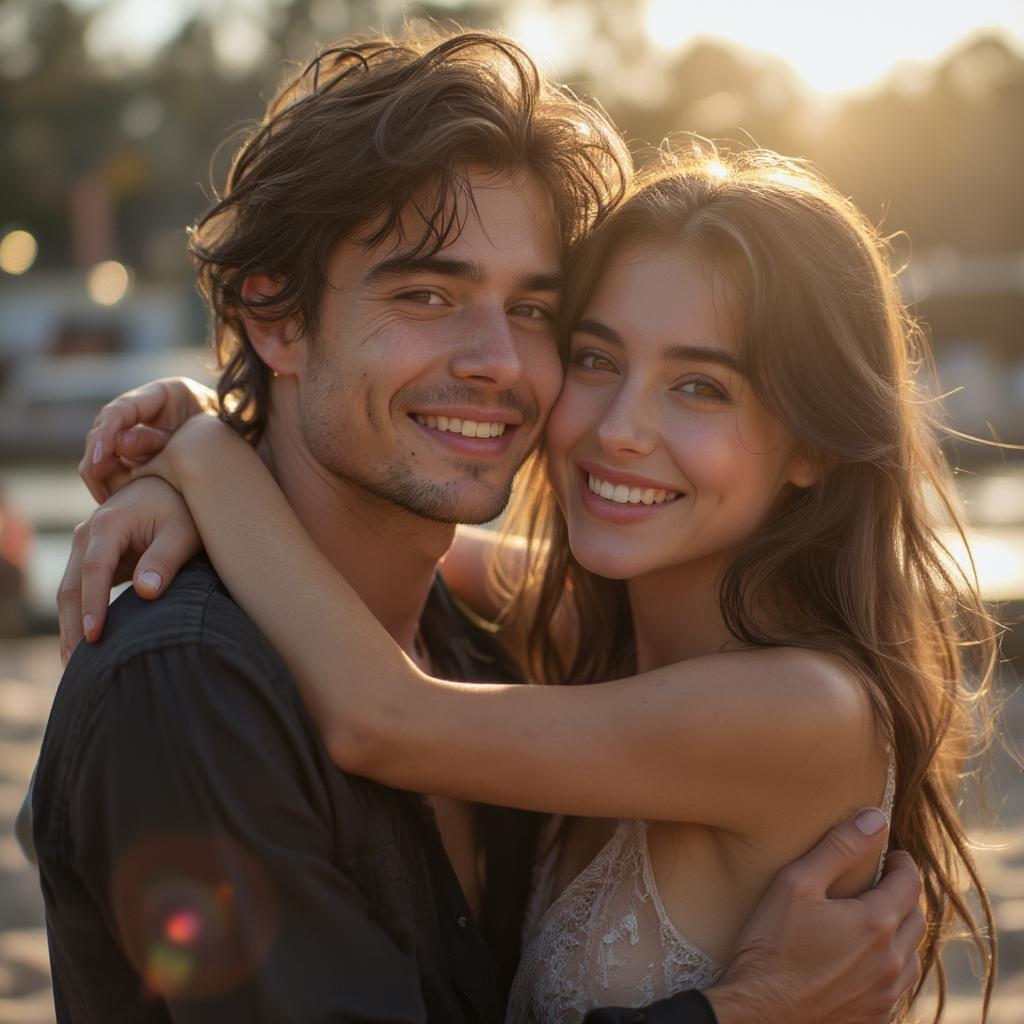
[587,473,678,506]
[414,414,507,438]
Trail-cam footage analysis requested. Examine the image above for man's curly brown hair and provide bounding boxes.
[189,28,630,441]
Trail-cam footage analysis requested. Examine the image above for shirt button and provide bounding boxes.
[457,914,469,929]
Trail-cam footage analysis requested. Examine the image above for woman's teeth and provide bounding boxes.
[414,414,506,438]
[587,473,678,506]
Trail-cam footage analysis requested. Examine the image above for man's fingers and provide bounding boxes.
[892,901,927,962]
[891,952,922,1010]
[131,523,201,602]
[778,808,889,898]
[860,848,923,918]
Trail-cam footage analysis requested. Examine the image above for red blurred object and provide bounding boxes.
[0,491,33,636]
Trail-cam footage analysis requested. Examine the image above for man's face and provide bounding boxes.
[295,167,564,524]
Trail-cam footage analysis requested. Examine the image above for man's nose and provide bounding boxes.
[595,384,657,457]
[449,304,523,389]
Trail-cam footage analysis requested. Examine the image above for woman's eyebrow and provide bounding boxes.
[662,345,746,376]
[574,319,746,375]
[573,318,622,345]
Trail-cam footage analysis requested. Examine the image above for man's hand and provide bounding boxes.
[80,377,218,502]
[705,808,924,1024]
[58,477,201,663]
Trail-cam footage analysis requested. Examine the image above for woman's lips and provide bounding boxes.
[575,465,685,523]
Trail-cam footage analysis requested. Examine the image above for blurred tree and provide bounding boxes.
[1,0,1022,279]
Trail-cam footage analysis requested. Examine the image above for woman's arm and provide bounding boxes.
[147,416,883,835]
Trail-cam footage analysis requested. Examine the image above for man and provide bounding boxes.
[34,30,923,1023]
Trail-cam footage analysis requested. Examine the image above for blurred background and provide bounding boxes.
[0,0,1022,1020]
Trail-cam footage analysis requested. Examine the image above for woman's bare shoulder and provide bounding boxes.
[655,644,883,786]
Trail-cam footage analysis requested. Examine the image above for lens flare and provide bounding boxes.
[145,944,194,996]
[164,908,203,946]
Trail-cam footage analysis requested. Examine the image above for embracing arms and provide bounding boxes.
[101,415,875,836]
[55,380,925,1024]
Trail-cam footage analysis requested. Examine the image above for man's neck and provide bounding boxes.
[257,388,455,656]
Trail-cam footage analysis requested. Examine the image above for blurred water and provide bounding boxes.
[3,459,1024,626]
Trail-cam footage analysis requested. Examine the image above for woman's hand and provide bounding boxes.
[58,477,201,662]
[129,412,248,496]
[80,377,219,502]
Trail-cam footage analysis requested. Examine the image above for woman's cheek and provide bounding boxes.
[543,380,592,459]
[663,413,741,492]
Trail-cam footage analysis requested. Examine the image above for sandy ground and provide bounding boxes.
[0,635,1021,1023]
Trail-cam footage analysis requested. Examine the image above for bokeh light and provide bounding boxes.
[86,260,131,305]
[145,943,195,995]
[0,229,38,274]
[164,907,203,946]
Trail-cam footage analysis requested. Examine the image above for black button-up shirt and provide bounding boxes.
[34,556,718,1023]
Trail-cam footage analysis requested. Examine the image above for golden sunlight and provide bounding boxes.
[644,0,1024,95]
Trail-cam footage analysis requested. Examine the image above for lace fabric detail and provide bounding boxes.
[508,751,897,1023]
[506,819,724,1024]
[873,747,898,885]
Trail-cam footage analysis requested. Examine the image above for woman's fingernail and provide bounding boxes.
[92,440,104,464]
[83,614,96,639]
[139,570,162,591]
[855,808,887,835]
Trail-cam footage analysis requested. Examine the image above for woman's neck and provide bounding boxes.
[626,553,737,673]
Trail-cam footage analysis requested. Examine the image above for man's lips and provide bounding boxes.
[409,413,520,457]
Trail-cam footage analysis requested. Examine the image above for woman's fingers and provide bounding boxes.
[80,392,157,499]
[130,522,201,602]
[115,424,175,463]
[57,522,89,664]
[78,508,131,644]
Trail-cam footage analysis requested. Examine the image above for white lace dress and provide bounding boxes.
[506,757,897,1024]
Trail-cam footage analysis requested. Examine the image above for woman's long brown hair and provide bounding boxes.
[496,145,999,1021]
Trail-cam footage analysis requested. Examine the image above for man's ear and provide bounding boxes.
[240,275,302,376]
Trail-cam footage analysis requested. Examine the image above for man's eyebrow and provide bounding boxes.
[362,255,485,287]
[517,271,562,293]
[573,318,746,374]
[362,255,561,293]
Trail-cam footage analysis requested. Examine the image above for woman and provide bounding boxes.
[77,147,995,1021]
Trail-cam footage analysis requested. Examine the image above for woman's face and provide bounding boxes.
[544,241,814,581]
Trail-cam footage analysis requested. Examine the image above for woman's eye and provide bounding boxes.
[509,303,552,321]
[572,351,617,372]
[401,290,445,305]
[677,378,727,402]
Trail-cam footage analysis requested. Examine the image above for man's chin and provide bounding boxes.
[378,475,513,526]
[413,487,512,526]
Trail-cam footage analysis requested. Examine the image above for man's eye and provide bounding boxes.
[572,351,617,372]
[677,378,728,402]
[401,290,445,305]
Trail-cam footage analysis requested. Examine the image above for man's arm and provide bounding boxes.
[39,637,428,1022]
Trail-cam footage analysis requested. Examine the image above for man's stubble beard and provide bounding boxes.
[299,386,517,526]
